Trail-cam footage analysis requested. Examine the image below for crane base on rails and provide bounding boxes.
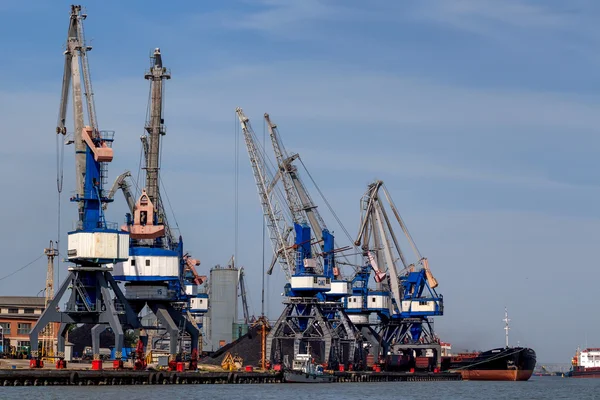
[267,297,363,371]
[29,267,142,368]
[127,298,200,368]
[378,317,441,370]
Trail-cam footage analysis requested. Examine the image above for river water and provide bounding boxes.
[1,377,598,399]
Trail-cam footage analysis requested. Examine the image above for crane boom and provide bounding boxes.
[264,114,328,233]
[75,13,98,132]
[57,5,88,209]
[355,180,441,310]
[264,114,327,273]
[137,134,176,248]
[236,107,294,281]
[263,114,305,225]
[373,200,402,313]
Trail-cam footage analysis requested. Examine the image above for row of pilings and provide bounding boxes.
[0,369,461,386]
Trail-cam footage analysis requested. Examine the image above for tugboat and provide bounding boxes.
[284,346,335,383]
[441,308,537,381]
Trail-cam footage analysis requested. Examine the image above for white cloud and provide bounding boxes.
[413,0,568,31]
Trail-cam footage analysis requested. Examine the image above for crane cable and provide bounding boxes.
[234,110,239,271]
[297,157,358,273]
[0,254,46,282]
[56,129,65,284]
[262,116,268,317]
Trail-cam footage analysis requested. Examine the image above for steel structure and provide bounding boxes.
[114,48,199,370]
[355,180,443,370]
[239,267,250,325]
[105,171,136,213]
[236,108,359,368]
[30,5,141,369]
[40,241,58,359]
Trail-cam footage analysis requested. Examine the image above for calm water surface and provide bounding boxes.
[1,377,599,400]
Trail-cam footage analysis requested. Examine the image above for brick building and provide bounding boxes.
[0,297,47,355]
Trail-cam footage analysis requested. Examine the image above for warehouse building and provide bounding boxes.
[0,297,47,356]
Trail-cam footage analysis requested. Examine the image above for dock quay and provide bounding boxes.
[0,369,461,386]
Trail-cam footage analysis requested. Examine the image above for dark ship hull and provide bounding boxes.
[568,367,600,378]
[441,347,536,381]
[284,370,335,383]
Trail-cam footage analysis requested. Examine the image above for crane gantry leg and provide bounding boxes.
[267,298,361,370]
[30,269,141,369]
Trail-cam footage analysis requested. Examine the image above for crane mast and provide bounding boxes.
[144,48,170,207]
[236,107,295,281]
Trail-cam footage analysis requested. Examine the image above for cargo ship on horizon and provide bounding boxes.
[440,309,536,381]
[567,347,600,378]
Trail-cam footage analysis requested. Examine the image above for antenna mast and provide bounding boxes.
[503,307,510,348]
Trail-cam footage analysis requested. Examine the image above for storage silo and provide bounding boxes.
[206,265,238,350]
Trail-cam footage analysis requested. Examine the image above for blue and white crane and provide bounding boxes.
[29,5,141,369]
[112,48,201,370]
[354,180,443,371]
[236,108,359,369]
[263,113,362,367]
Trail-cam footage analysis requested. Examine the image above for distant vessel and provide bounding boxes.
[568,348,600,378]
[284,347,334,383]
[441,308,537,381]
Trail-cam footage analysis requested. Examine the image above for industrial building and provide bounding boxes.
[0,297,54,356]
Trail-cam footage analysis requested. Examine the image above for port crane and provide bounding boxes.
[29,5,141,369]
[239,267,251,324]
[263,113,361,358]
[354,180,443,370]
[113,48,201,370]
[236,108,357,369]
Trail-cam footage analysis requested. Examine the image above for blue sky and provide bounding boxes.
[1,0,599,363]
